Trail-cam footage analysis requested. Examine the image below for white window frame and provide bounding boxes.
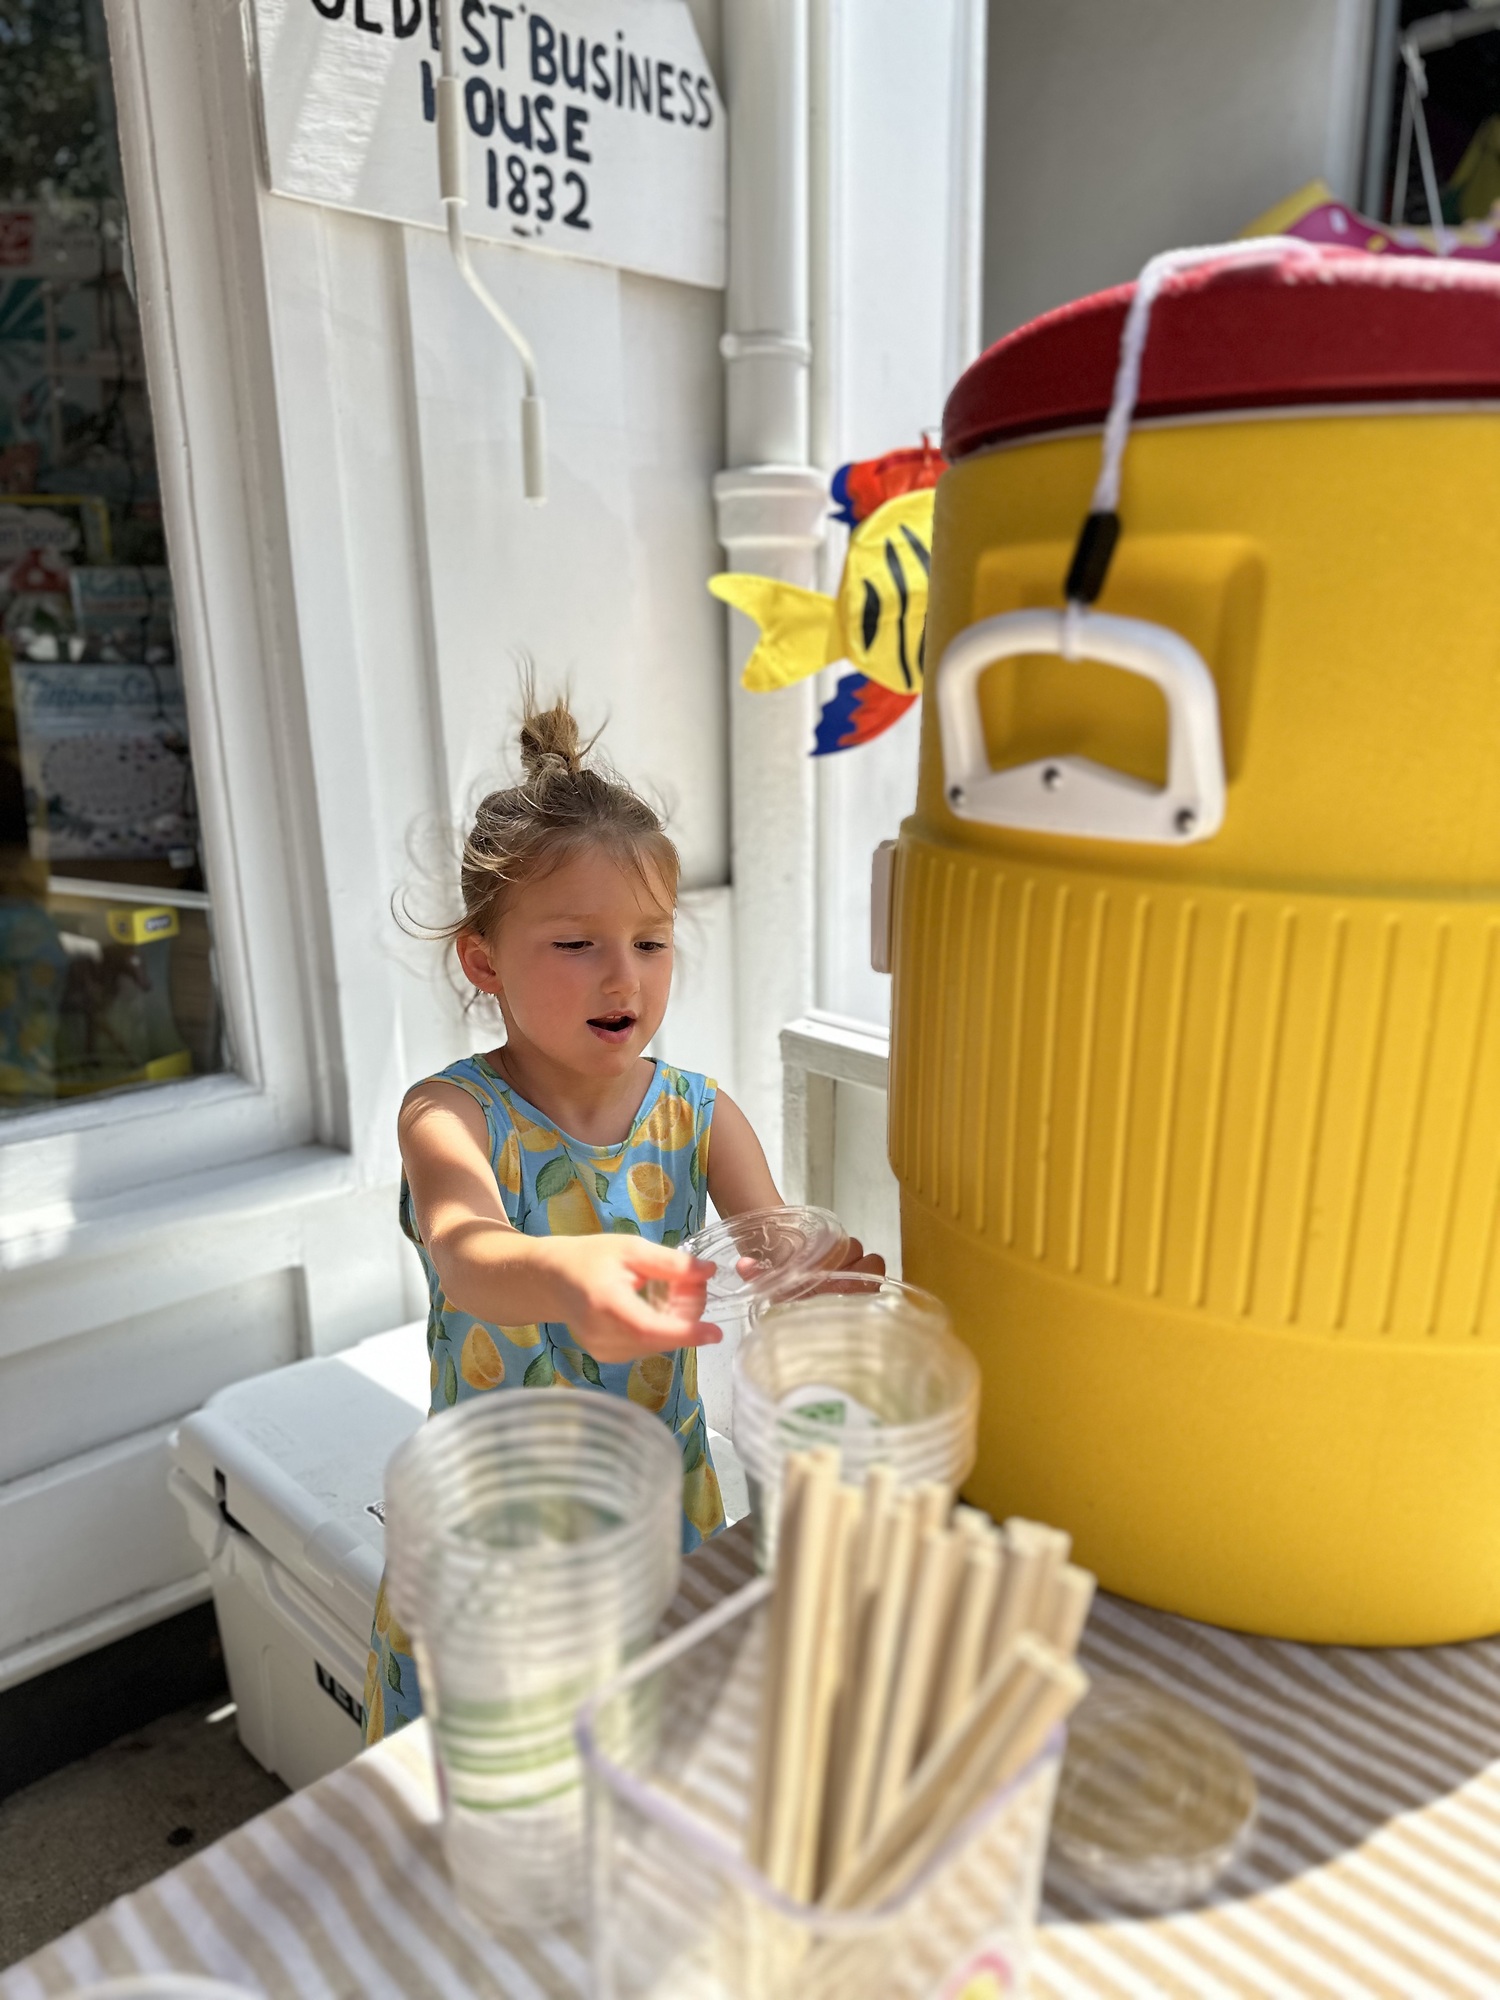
[0,0,342,1241]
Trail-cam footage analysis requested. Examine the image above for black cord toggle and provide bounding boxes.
[1063,510,1121,606]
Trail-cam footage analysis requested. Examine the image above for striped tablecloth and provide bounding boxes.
[6,1520,1500,2000]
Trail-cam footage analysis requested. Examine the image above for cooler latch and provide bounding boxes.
[214,1469,248,1535]
[871,840,898,973]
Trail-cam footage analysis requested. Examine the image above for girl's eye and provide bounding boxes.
[635,939,670,953]
[553,940,592,952]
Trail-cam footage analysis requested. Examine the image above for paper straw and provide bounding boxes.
[818,1465,895,1887]
[989,1519,1068,1663]
[921,1533,1002,1755]
[748,1451,810,1870]
[1039,1562,1096,1659]
[763,1449,841,1891]
[869,1525,964,1832]
[791,1481,863,1901]
[953,1504,999,1541]
[914,1480,951,1538]
[821,1488,919,1876]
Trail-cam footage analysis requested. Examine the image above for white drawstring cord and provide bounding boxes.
[437,0,547,503]
[1089,236,1312,518]
[1066,235,1313,604]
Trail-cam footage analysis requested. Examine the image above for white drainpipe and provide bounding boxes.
[716,0,827,1173]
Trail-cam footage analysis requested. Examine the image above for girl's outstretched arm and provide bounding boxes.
[703,1088,782,1216]
[400,1081,716,1360]
[706,1087,884,1274]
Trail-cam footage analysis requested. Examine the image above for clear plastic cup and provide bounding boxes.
[683,1205,850,1436]
[384,1388,683,1926]
[732,1275,980,1568]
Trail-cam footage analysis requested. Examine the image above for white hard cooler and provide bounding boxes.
[169,1322,430,1791]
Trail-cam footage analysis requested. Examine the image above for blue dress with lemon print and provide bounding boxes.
[362,1053,725,1743]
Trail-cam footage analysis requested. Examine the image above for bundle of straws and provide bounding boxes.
[748,1448,1093,1913]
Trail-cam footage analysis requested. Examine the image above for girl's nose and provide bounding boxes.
[600,948,638,996]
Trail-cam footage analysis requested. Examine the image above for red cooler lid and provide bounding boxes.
[944,247,1500,459]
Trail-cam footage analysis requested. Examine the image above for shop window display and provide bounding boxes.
[0,0,224,1113]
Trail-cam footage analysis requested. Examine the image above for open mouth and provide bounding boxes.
[587,1011,637,1043]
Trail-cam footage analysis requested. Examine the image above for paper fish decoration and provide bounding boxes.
[709,443,942,753]
[813,671,920,756]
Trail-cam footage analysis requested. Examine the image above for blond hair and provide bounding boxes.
[442,692,678,941]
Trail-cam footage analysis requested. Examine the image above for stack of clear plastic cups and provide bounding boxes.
[682,1205,850,1438]
[732,1273,981,1568]
[383,1388,682,1927]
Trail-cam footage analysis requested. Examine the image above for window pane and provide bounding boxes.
[0,0,227,1117]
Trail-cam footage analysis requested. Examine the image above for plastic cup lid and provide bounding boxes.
[1049,1674,1257,1910]
[682,1205,850,1314]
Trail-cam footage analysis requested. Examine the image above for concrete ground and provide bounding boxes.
[0,1697,286,1969]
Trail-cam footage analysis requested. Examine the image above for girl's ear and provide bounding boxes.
[456,927,502,999]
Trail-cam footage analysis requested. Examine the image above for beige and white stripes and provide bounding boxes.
[6,1522,1500,1999]
[1040,1591,1500,2000]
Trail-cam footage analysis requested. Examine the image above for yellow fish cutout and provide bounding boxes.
[709,486,935,697]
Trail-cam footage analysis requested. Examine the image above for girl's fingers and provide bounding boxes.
[630,1240,713,1281]
[607,1285,723,1352]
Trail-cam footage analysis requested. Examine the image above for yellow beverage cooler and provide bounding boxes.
[890,246,1500,1643]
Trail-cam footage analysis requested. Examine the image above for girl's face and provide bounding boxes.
[458,846,675,1078]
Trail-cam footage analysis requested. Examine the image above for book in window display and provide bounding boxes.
[11,660,195,863]
[69,564,173,658]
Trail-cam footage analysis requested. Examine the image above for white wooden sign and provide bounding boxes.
[249,0,726,289]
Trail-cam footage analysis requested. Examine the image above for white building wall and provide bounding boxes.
[983,0,1376,343]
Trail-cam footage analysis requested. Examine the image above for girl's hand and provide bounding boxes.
[549,1236,720,1364]
[733,1234,887,1289]
[840,1236,886,1277]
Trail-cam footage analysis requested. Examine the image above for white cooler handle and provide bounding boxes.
[935,606,1225,844]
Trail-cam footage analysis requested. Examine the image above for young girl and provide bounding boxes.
[364,694,877,1741]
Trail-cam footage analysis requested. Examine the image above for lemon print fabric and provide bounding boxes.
[370,1055,723,1744]
[628,1160,673,1221]
[459,1323,504,1390]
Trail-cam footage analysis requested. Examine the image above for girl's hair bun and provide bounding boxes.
[519,695,587,781]
[410,676,679,946]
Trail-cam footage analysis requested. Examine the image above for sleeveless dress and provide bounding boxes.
[362,1053,725,1742]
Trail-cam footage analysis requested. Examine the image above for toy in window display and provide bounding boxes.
[53,902,190,1093]
[0,897,66,1103]
[709,443,941,754]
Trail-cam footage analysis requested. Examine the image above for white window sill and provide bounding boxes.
[0,1070,252,1151]
[0,1139,358,1276]
[0,1070,329,1233]
[780,1010,891,1091]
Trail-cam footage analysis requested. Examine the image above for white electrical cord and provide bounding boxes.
[437,0,546,502]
